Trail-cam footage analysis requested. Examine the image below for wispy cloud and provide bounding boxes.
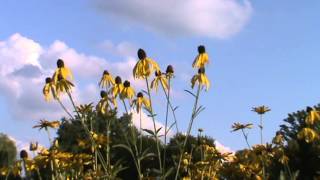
[94,0,252,38]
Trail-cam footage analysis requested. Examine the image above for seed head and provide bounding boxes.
[137,49,147,60]
[57,59,65,68]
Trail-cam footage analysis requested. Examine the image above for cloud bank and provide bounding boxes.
[94,0,252,38]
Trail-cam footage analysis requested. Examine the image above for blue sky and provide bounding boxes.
[0,0,319,151]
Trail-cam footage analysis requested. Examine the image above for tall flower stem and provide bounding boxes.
[160,78,171,174]
[145,77,163,173]
[175,84,201,180]
[260,114,264,144]
[118,98,142,179]
[66,91,108,173]
[139,110,143,154]
[241,129,251,149]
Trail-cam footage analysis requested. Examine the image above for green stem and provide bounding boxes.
[241,129,251,149]
[260,114,263,144]
[161,78,171,175]
[145,77,163,173]
[175,84,201,180]
[66,91,108,174]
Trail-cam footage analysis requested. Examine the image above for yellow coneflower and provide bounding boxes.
[120,80,135,100]
[53,59,73,83]
[166,65,174,79]
[43,77,56,101]
[133,49,160,79]
[297,127,319,143]
[29,142,38,151]
[99,70,114,89]
[151,70,168,91]
[231,122,253,132]
[33,119,60,130]
[252,106,271,115]
[110,76,124,98]
[191,68,210,91]
[305,107,320,125]
[96,90,117,115]
[132,92,150,113]
[56,74,74,96]
[192,45,209,68]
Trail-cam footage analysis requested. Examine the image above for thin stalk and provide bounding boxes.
[139,111,143,154]
[161,78,179,133]
[241,129,251,149]
[66,91,108,173]
[161,78,171,175]
[56,98,73,120]
[116,99,142,179]
[175,84,201,180]
[145,77,162,172]
[260,114,263,144]
[122,99,129,114]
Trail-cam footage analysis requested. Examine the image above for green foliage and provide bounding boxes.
[280,105,320,179]
[0,133,17,168]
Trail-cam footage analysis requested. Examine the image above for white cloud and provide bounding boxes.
[131,110,174,138]
[94,0,252,38]
[100,40,137,57]
[0,33,139,122]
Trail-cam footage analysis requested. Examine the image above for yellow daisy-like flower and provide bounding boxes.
[120,80,135,100]
[99,70,115,89]
[192,45,209,68]
[133,49,160,79]
[56,74,74,96]
[96,90,117,115]
[165,65,174,79]
[231,122,253,132]
[151,70,168,91]
[191,68,210,91]
[29,142,38,151]
[110,76,124,98]
[53,59,73,83]
[43,77,56,101]
[297,127,319,143]
[252,106,271,115]
[132,92,150,113]
[33,119,60,130]
[305,107,320,125]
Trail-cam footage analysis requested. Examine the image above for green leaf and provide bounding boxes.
[142,128,155,136]
[184,89,196,98]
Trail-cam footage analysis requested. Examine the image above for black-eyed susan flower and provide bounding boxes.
[305,107,320,125]
[99,70,114,89]
[33,119,60,130]
[53,59,73,83]
[191,68,210,91]
[110,76,124,98]
[166,65,174,79]
[96,90,117,115]
[29,142,38,151]
[133,49,160,79]
[120,80,135,100]
[43,77,56,101]
[56,74,74,96]
[192,45,209,68]
[151,70,168,91]
[297,127,319,143]
[252,106,271,115]
[231,122,253,132]
[132,92,150,113]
